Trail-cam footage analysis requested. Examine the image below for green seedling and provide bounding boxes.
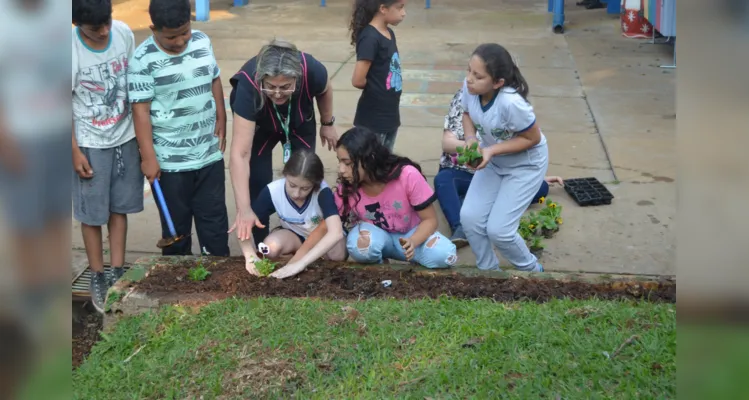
[518,216,535,240]
[539,198,562,219]
[456,142,483,168]
[255,258,278,277]
[529,236,545,251]
[187,265,211,282]
[539,215,559,230]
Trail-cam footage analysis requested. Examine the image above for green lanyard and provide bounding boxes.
[272,101,292,163]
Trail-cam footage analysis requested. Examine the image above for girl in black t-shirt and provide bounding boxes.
[348,0,407,152]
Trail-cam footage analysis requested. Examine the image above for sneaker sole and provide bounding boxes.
[89,283,107,314]
[451,238,469,249]
[90,296,106,314]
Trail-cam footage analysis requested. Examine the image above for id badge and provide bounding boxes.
[282,142,291,163]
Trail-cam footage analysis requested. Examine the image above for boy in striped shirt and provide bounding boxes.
[128,0,229,256]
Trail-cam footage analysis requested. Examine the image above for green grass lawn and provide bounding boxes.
[74,297,675,399]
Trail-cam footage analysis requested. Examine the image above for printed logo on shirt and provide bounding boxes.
[75,55,129,131]
[386,52,402,92]
[491,128,513,141]
[363,202,390,230]
[310,215,322,226]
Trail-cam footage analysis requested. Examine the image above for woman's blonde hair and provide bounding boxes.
[254,38,302,109]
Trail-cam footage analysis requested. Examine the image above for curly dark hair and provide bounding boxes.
[349,0,400,46]
[472,43,530,101]
[335,127,422,229]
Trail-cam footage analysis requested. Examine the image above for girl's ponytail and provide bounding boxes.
[510,63,530,101]
[472,43,531,102]
[349,0,379,46]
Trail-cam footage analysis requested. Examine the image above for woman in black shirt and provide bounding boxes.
[228,39,338,244]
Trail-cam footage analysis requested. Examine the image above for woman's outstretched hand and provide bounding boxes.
[319,125,338,151]
[228,209,265,241]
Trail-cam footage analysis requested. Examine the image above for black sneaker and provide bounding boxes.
[108,267,125,286]
[89,271,110,314]
[450,226,469,249]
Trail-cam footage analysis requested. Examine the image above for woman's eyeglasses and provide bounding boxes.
[261,81,296,97]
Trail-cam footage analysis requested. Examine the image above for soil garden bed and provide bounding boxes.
[73,303,103,369]
[130,257,675,303]
[76,257,676,397]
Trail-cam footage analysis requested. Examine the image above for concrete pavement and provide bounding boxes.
[72,0,675,278]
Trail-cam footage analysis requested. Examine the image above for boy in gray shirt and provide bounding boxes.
[72,0,144,313]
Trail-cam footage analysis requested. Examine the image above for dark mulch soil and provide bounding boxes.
[73,304,103,369]
[135,258,675,303]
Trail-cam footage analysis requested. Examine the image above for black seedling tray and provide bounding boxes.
[564,177,614,206]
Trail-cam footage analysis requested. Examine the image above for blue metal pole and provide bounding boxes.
[321,0,326,6]
[233,0,248,6]
[552,0,564,32]
[425,0,430,9]
[196,0,209,22]
[152,179,177,238]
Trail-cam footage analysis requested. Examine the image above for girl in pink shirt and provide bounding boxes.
[334,127,458,268]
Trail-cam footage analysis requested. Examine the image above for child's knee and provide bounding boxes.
[262,238,283,258]
[420,234,458,269]
[486,224,515,244]
[326,239,349,261]
[327,248,348,262]
[346,227,382,263]
[459,206,482,230]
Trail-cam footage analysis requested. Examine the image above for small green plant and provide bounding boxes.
[539,198,562,220]
[456,142,483,168]
[187,264,211,282]
[529,236,544,251]
[255,258,278,277]
[518,198,565,253]
[518,216,535,240]
[537,198,563,237]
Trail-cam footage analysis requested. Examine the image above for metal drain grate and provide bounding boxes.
[72,265,131,299]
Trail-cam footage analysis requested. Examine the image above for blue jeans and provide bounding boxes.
[434,167,549,233]
[346,222,458,269]
[433,168,474,233]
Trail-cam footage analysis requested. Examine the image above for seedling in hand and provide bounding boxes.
[255,258,278,277]
[399,237,415,261]
[456,142,483,168]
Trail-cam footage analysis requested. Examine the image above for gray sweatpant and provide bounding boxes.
[460,143,549,271]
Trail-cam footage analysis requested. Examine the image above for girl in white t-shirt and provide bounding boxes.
[459,43,549,273]
[236,150,347,279]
